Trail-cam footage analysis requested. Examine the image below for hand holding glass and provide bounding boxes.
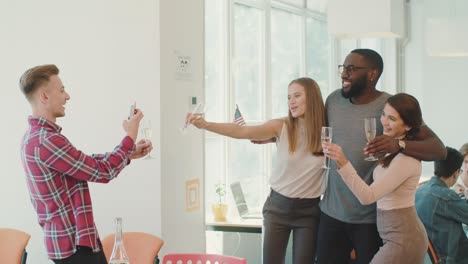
[364,117,378,161]
[321,127,333,169]
[181,103,205,133]
[141,120,154,159]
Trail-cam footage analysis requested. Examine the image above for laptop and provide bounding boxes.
[230,181,262,219]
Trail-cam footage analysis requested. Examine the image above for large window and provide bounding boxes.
[204,0,330,220]
[204,0,399,259]
[270,7,302,118]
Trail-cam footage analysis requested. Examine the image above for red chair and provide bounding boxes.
[162,253,247,264]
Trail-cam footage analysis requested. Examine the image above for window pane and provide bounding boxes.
[278,0,304,7]
[360,38,380,52]
[306,0,327,12]
[271,8,302,118]
[228,139,264,209]
[338,39,357,63]
[205,0,225,122]
[359,39,383,90]
[306,17,330,94]
[205,137,226,207]
[237,0,264,6]
[233,4,263,120]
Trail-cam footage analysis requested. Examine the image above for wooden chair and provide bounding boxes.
[162,253,247,264]
[350,248,357,263]
[0,228,31,264]
[102,232,164,264]
[427,238,440,264]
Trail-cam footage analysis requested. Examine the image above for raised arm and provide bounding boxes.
[365,124,446,161]
[187,114,283,140]
[323,141,420,205]
[337,154,420,205]
[40,134,134,183]
[39,110,145,183]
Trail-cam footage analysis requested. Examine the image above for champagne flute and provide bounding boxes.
[180,103,206,133]
[364,117,378,161]
[321,126,333,169]
[141,120,154,159]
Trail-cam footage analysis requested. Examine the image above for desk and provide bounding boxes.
[205,218,262,234]
[206,218,263,263]
[205,218,294,263]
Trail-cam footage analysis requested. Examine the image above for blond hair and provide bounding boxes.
[19,64,59,101]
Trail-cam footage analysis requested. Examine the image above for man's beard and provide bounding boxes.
[341,75,367,99]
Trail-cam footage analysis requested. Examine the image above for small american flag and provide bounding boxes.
[233,105,246,126]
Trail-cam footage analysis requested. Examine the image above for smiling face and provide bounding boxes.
[288,82,306,118]
[340,53,371,99]
[43,75,70,119]
[380,103,411,138]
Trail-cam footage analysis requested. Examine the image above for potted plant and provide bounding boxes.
[211,183,228,222]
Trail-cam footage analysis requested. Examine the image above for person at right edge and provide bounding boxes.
[316,49,446,264]
[416,147,468,264]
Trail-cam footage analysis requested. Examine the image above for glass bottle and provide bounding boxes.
[109,217,130,264]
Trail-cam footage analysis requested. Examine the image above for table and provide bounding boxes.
[205,218,262,234]
[206,218,263,263]
[205,217,296,263]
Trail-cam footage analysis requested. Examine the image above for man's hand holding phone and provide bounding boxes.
[123,102,143,141]
[128,102,136,120]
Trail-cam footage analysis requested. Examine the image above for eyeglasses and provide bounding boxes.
[338,65,368,76]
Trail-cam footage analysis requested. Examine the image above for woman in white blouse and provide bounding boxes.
[323,93,428,264]
[187,77,326,264]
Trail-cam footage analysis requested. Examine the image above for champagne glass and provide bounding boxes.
[321,126,333,169]
[180,103,206,134]
[140,120,154,159]
[364,117,378,161]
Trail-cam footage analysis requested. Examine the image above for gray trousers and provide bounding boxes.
[372,206,428,264]
[262,189,320,264]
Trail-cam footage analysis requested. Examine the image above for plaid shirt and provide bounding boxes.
[20,117,134,260]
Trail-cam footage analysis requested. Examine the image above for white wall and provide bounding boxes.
[0,1,161,263]
[159,0,206,256]
[4,0,465,262]
[404,0,468,176]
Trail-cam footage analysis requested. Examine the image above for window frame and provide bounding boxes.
[204,0,331,220]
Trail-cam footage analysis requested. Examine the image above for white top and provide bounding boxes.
[270,122,326,199]
[338,153,421,210]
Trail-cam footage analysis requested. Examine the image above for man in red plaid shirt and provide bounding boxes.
[19,64,152,264]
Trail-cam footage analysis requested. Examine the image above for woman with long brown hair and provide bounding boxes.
[187,77,326,264]
[323,93,428,263]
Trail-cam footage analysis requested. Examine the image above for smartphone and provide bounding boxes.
[128,102,136,119]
